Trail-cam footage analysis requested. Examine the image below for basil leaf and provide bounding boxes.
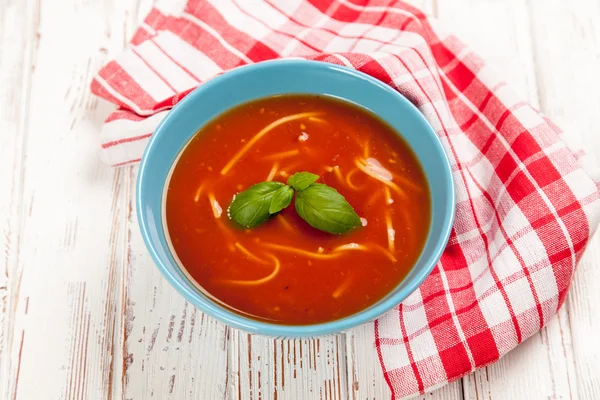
[229,181,284,228]
[287,171,319,191]
[295,183,361,234]
[269,186,294,214]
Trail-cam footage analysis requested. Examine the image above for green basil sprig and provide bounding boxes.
[269,185,294,214]
[228,171,361,234]
[295,183,361,234]
[228,181,284,228]
[288,171,319,191]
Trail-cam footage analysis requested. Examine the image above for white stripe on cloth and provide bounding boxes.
[208,0,276,47]
[331,53,354,68]
[337,0,420,20]
[155,0,186,15]
[272,0,337,56]
[140,22,157,35]
[153,31,224,82]
[180,11,254,64]
[220,0,322,56]
[101,137,150,166]
[119,50,176,102]
[135,41,199,92]
[100,111,168,166]
[94,75,154,116]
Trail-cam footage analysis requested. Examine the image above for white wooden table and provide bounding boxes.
[2,0,599,399]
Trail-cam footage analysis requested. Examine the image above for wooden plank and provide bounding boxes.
[567,239,600,399]
[527,1,600,399]
[0,0,39,399]
[229,333,348,400]
[0,0,152,398]
[122,171,230,399]
[101,1,230,399]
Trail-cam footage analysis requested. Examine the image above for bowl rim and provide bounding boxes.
[137,59,456,337]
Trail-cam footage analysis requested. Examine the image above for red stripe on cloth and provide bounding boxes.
[305,0,338,17]
[90,79,131,112]
[459,91,494,131]
[398,303,425,394]
[374,319,397,400]
[438,341,472,382]
[113,158,142,167]
[429,41,458,69]
[150,38,203,82]
[186,0,279,62]
[161,17,249,70]
[444,61,477,92]
[93,61,159,113]
[356,55,397,86]
[131,47,179,93]
[144,8,169,31]
[105,109,146,123]
[131,26,155,45]
[495,101,528,131]
[466,329,498,366]
[419,269,473,380]
[230,0,321,53]
[102,133,152,149]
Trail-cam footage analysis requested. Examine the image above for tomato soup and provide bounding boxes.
[166,95,431,325]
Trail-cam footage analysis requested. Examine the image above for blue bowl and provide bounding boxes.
[137,59,455,337]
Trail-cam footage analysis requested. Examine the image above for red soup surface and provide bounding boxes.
[166,95,431,325]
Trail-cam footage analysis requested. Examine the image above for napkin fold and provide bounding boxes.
[91,1,600,398]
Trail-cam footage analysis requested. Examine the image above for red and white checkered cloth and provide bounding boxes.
[91,0,600,398]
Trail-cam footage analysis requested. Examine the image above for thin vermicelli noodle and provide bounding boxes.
[354,158,407,198]
[362,157,424,193]
[277,215,293,232]
[266,162,279,181]
[194,182,206,202]
[345,168,367,190]
[280,162,301,175]
[385,212,395,253]
[208,193,222,218]
[235,242,270,265]
[221,112,322,175]
[333,243,396,262]
[332,275,353,299]
[221,254,281,286]
[263,149,300,160]
[263,242,343,260]
[308,116,327,124]
[332,165,345,186]
[384,186,393,204]
[366,190,382,207]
